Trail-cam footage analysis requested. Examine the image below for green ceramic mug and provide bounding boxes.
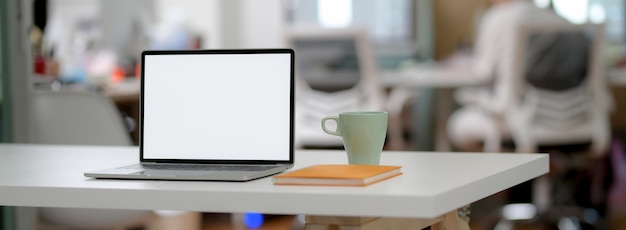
[321,111,388,165]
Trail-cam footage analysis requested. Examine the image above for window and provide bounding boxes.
[547,0,624,42]
[287,0,414,46]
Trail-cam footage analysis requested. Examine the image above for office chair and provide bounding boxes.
[29,90,134,146]
[284,26,389,149]
[30,90,199,230]
[486,23,613,228]
[502,23,613,157]
[29,90,152,229]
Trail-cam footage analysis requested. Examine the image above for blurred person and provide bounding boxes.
[447,0,572,152]
[447,0,615,216]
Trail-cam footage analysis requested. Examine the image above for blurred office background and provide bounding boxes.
[2,0,626,229]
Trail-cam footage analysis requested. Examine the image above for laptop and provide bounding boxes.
[85,49,295,181]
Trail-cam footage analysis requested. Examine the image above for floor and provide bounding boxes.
[199,213,492,230]
[202,213,297,230]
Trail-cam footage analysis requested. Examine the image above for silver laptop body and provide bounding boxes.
[85,49,295,181]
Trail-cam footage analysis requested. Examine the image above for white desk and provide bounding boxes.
[381,63,484,151]
[0,144,548,229]
[102,78,141,103]
[380,64,483,88]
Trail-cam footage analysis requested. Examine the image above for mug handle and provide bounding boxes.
[321,116,341,136]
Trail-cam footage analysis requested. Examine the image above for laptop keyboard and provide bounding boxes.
[121,164,278,172]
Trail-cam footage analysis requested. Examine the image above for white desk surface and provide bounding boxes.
[101,79,140,102]
[0,144,548,219]
[383,62,626,88]
[380,66,484,88]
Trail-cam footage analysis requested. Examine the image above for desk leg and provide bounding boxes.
[305,210,469,230]
[431,210,470,230]
[2,207,15,230]
[412,88,456,152]
[434,88,455,152]
[413,88,436,151]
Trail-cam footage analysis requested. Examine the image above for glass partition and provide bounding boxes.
[0,0,8,143]
[0,0,14,228]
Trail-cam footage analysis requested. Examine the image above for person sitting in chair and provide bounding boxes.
[447,0,581,152]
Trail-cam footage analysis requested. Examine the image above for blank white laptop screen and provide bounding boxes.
[142,51,292,161]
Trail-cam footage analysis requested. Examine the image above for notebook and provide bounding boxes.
[84,49,295,181]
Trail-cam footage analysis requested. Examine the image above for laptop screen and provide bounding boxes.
[140,49,294,163]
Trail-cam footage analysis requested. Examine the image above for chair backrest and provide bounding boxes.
[512,23,607,98]
[285,26,385,108]
[29,90,133,146]
[29,90,153,229]
[506,23,611,154]
[285,26,386,148]
[524,30,590,91]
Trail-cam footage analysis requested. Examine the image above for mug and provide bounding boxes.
[321,111,388,165]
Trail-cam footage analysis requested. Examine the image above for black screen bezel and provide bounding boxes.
[139,49,295,165]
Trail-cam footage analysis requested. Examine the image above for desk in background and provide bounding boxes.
[384,62,626,151]
[608,68,626,86]
[380,62,483,151]
[102,78,141,103]
[102,79,141,144]
[0,144,548,229]
[608,68,626,134]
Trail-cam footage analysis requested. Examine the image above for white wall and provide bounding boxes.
[240,0,286,48]
[48,0,99,25]
[47,0,99,67]
[50,0,285,50]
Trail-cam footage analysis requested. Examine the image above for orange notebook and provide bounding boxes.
[273,164,402,186]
